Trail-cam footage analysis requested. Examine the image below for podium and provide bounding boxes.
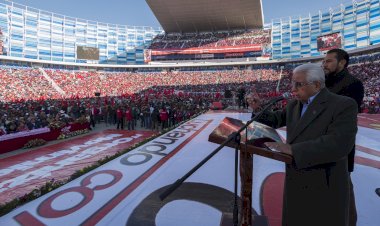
[208,117,292,226]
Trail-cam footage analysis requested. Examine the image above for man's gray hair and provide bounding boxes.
[293,63,326,88]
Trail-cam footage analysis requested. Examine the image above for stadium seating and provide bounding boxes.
[148,29,271,50]
[0,58,379,137]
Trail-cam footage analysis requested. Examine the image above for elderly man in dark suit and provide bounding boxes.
[250,63,358,226]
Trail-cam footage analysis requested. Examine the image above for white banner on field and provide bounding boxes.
[0,113,379,226]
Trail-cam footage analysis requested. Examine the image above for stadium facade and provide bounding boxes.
[0,0,379,65]
[0,1,163,65]
[271,0,380,59]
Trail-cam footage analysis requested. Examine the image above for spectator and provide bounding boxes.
[159,107,169,130]
[116,106,124,130]
[125,106,134,130]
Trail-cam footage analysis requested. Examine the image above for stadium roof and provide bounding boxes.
[145,0,264,33]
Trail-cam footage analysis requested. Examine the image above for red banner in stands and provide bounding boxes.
[151,44,262,55]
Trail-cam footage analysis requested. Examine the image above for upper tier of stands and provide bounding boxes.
[148,29,271,50]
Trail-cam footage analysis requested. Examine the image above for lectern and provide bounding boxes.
[208,117,292,226]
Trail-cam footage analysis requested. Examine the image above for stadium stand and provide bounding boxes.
[1,55,380,136]
[148,30,271,50]
[146,29,271,61]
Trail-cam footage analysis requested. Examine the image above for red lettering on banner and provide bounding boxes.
[0,131,153,205]
[37,170,122,218]
[13,170,122,222]
[14,211,45,226]
[38,186,94,218]
[12,120,211,225]
[81,120,212,226]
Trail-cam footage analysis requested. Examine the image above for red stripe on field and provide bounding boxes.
[355,156,380,169]
[357,114,380,129]
[356,145,380,158]
[81,120,213,226]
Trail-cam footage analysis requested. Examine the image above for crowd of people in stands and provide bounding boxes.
[0,67,289,136]
[1,68,292,101]
[149,29,271,50]
[349,62,380,113]
[0,68,60,101]
[0,57,379,136]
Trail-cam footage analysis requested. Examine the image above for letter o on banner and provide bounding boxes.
[38,170,122,218]
[120,153,153,166]
[38,186,94,218]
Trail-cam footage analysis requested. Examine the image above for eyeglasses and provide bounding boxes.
[291,81,314,89]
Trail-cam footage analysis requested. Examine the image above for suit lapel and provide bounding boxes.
[287,88,329,144]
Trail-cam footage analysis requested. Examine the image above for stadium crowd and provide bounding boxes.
[0,68,289,136]
[349,62,380,113]
[0,59,379,136]
[0,68,60,101]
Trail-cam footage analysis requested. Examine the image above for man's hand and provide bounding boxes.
[264,142,292,156]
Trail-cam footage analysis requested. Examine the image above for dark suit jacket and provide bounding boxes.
[326,68,364,172]
[259,87,358,226]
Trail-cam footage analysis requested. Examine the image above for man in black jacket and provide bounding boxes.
[322,48,364,226]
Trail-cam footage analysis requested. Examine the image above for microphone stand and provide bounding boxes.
[159,100,278,225]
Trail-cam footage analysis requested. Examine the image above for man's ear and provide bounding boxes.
[314,81,322,90]
[339,59,347,69]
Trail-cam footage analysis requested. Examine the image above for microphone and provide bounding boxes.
[264,92,292,105]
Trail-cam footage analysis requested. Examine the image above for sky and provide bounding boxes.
[8,0,354,28]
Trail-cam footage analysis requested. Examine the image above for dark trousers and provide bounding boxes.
[140,117,144,127]
[90,117,95,128]
[161,120,167,130]
[116,118,123,129]
[169,118,176,127]
[127,120,134,130]
[349,175,357,226]
[152,120,158,130]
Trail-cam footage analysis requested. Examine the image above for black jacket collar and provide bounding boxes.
[325,68,348,87]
